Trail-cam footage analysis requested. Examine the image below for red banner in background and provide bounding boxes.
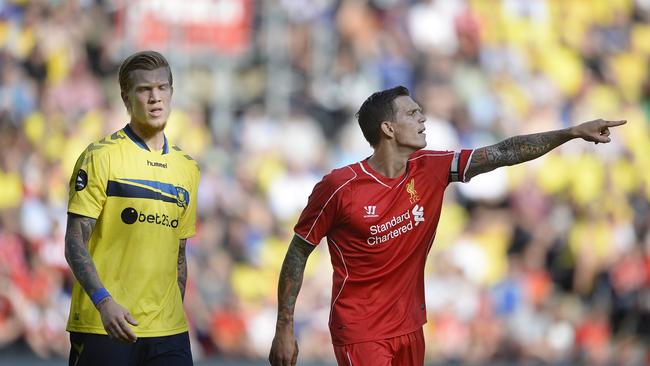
[123,0,252,56]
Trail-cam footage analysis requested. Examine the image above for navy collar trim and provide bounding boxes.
[123,124,168,154]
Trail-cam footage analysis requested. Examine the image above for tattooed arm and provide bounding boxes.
[64,213,102,296]
[64,213,139,342]
[269,235,316,366]
[465,119,626,181]
[178,239,187,301]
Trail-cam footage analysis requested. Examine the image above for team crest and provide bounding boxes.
[406,178,420,204]
[175,186,190,208]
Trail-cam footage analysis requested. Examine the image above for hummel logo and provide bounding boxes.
[71,341,84,355]
[71,341,85,366]
[364,205,378,218]
[147,160,167,168]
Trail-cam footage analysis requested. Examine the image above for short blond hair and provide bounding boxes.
[118,51,172,93]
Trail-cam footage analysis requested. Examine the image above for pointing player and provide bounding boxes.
[65,51,199,366]
[268,86,625,366]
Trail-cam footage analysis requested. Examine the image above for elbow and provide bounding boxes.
[63,236,77,267]
[64,245,73,266]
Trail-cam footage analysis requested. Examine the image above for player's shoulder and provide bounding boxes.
[322,164,358,184]
[169,144,200,172]
[308,164,357,201]
[79,129,128,160]
[409,149,455,160]
[408,149,454,165]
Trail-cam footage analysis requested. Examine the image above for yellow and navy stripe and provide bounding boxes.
[107,178,189,207]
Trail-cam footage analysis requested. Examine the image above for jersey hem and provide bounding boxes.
[179,231,196,240]
[66,325,189,337]
[330,321,426,346]
[294,232,318,246]
[67,208,100,220]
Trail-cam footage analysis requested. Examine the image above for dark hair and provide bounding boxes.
[355,86,410,146]
[118,51,172,93]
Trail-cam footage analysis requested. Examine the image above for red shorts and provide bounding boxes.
[332,328,425,366]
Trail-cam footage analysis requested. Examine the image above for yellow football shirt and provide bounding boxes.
[66,125,199,337]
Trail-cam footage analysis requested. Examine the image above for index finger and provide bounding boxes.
[118,319,138,343]
[107,322,129,342]
[604,120,627,127]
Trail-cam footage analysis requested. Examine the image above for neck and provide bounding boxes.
[367,143,415,178]
[128,122,165,151]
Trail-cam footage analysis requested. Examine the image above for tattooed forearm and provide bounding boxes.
[276,235,316,328]
[64,213,103,297]
[178,239,187,301]
[466,128,574,180]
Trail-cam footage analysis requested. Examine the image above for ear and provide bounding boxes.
[121,91,131,114]
[379,121,395,139]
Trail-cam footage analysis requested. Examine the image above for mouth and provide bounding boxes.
[418,128,426,134]
[149,107,164,117]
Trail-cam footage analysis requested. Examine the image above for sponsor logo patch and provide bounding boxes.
[366,204,425,245]
[75,169,88,191]
[120,207,179,228]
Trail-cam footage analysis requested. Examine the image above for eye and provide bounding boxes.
[136,86,151,93]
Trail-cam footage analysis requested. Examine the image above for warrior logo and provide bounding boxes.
[364,205,378,218]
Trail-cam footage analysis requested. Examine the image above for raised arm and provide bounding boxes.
[465,119,626,181]
[177,239,187,301]
[269,235,317,366]
[64,213,138,342]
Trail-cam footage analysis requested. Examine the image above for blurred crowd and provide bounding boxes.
[1,0,650,364]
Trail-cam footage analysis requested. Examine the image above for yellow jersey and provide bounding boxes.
[66,124,199,337]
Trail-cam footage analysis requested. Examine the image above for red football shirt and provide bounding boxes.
[294,149,474,345]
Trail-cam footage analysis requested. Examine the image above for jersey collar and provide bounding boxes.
[123,124,169,154]
[359,157,410,189]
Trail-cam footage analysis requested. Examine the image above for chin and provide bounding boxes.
[133,119,167,133]
[404,144,426,153]
[147,118,168,130]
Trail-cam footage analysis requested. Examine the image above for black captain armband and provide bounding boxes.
[449,152,460,182]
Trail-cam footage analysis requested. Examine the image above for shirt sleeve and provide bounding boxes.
[448,149,474,183]
[294,170,352,246]
[67,148,109,219]
[178,165,200,239]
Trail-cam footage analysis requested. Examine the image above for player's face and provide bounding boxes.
[122,67,173,132]
[390,96,427,150]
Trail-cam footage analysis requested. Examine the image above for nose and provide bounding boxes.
[149,89,161,103]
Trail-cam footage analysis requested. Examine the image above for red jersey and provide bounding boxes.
[294,149,474,345]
